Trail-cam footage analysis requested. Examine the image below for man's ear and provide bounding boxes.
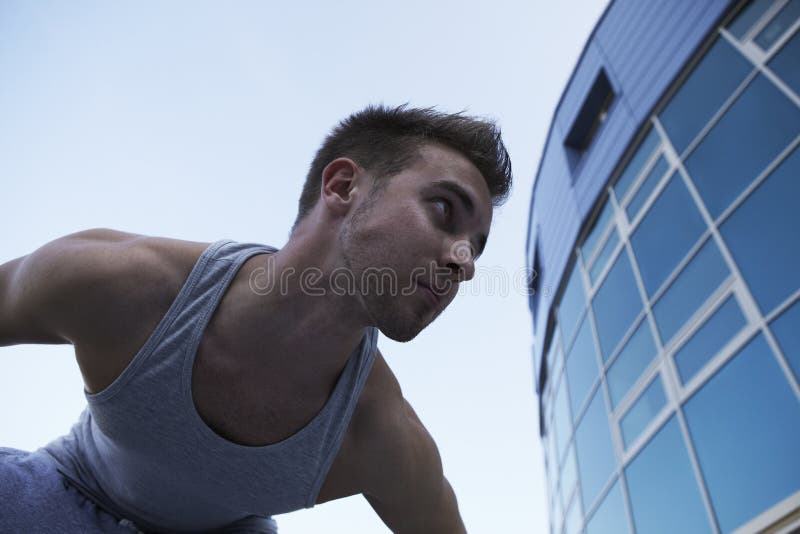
[320,158,364,217]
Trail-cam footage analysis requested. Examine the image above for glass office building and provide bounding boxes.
[526,1,800,533]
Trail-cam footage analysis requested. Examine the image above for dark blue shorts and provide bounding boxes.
[0,447,140,533]
[1,447,280,533]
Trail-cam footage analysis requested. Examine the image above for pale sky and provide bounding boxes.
[0,1,607,532]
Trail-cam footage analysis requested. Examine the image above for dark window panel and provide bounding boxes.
[554,372,573,465]
[592,250,643,359]
[566,316,600,420]
[720,147,800,314]
[659,38,752,155]
[581,200,614,263]
[589,228,620,285]
[684,334,800,533]
[558,265,588,349]
[652,238,729,346]
[755,0,800,49]
[614,129,660,200]
[626,416,712,534]
[620,374,667,448]
[607,319,658,409]
[768,28,800,95]
[631,175,707,298]
[575,388,617,512]
[726,0,774,39]
[684,75,800,219]
[674,294,747,384]
[770,298,800,382]
[626,156,670,221]
[585,480,630,534]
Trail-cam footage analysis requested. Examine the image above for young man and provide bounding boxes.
[0,105,512,533]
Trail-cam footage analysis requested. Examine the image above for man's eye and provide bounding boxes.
[434,198,452,221]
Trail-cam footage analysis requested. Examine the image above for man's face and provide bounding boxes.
[338,143,493,342]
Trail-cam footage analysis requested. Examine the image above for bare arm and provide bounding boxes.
[0,228,184,350]
[361,352,466,533]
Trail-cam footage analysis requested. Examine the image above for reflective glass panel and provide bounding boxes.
[770,298,800,382]
[626,417,711,534]
[589,228,619,285]
[614,128,659,200]
[674,294,747,384]
[755,0,800,49]
[582,200,614,262]
[607,319,658,408]
[685,75,800,218]
[727,0,774,39]
[769,28,800,95]
[652,238,729,346]
[720,147,800,314]
[630,175,707,297]
[586,481,630,534]
[560,445,579,514]
[547,428,559,496]
[564,493,583,534]
[684,334,800,533]
[559,265,587,348]
[566,316,600,419]
[592,250,642,359]
[620,374,667,448]
[554,373,573,463]
[626,156,669,220]
[659,38,752,155]
[575,388,616,511]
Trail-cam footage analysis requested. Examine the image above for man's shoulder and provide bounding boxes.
[55,228,212,392]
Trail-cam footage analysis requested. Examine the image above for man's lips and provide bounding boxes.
[417,281,443,307]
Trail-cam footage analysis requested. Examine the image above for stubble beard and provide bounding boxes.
[338,198,429,343]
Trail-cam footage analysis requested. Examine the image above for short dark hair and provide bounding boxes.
[293,104,512,230]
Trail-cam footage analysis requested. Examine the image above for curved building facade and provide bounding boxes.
[526,1,800,533]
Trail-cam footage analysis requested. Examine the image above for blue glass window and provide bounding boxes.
[559,264,587,347]
[592,250,642,359]
[625,417,711,534]
[560,445,579,512]
[566,316,600,419]
[674,294,747,384]
[614,128,660,200]
[626,156,669,221]
[575,388,616,511]
[589,228,619,285]
[685,75,800,219]
[769,28,800,95]
[659,38,752,155]
[652,238,730,346]
[684,334,800,533]
[770,299,800,382]
[620,375,667,448]
[727,0,774,39]
[720,147,800,314]
[755,0,800,49]
[564,493,583,534]
[554,373,573,463]
[586,481,630,534]
[607,319,658,408]
[582,200,614,262]
[630,175,707,297]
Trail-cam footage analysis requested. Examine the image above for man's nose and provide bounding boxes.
[445,239,476,282]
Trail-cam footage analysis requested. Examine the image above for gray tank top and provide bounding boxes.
[43,240,378,533]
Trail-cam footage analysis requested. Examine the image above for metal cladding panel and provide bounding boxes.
[527,0,736,396]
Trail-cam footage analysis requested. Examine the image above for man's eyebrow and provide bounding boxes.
[427,180,487,257]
